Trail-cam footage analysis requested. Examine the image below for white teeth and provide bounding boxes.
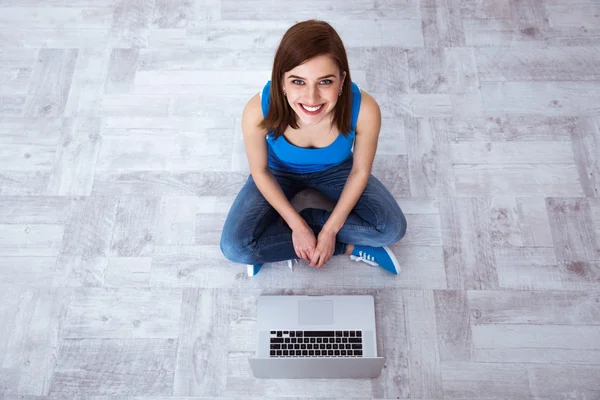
[301,104,323,112]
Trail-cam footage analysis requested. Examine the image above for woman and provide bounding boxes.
[220,20,407,276]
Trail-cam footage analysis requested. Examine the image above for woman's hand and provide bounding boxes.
[291,224,317,262]
[309,229,336,268]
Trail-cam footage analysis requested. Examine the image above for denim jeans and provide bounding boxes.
[220,156,407,265]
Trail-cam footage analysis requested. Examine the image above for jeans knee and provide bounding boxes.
[382,209,407,244]
[220,234,254,265]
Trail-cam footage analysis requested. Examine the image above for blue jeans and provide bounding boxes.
[220,157,407,265]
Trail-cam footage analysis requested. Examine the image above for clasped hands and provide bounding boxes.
[292,224,336,269]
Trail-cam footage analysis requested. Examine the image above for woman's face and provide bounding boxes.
[282,54,346,127]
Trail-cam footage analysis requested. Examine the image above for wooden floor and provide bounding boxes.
[1,0,600,398]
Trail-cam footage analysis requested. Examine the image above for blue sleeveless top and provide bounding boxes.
[260,80,362,174]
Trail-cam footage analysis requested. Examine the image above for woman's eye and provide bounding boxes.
[321,79,332,85]
[292,79,304,85]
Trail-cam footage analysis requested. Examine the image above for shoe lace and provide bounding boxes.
[350,253,378,267]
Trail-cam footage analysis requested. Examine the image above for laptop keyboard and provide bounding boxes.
[269,330,363,357]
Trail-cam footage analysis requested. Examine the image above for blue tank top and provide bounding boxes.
[260,80,362,174]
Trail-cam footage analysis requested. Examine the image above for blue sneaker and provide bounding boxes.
[247,263,263,277]
[350,245,400,275]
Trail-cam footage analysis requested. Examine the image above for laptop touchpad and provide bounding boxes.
[298,300,334,325]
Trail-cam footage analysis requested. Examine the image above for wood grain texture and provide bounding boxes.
[1,0,600,397]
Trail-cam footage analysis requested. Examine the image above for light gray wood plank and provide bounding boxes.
[1,288,70,395]
[406,117,455,197]
[0,143,56,171]
[404,290,443,399]
[155,196,196,245]
[481,81,600,116]
[0,6,113,28]
[445,47,479,93]
[516,197,555,247]
[454,164,584,197]
[100,93,169,116]
[221,0,421,20]
[361,47,409,94]
[194,213,226,245]
[371,155,411,197]
[151,0,191,28]
[0,171,50,195]
[110,0,156,48]
[547,5,600,29]
[528,365,600,399]
[137,48,274,71]
[421,0,466,47]
[402,214,442,246]
[24,49,78,118]
[110,196,160,257]
[434,290,472,362]
[53,255,108,287]
[441,362,532,399]
[0,67,32,95]
[408,48,448,94]
[0,96,25,116]
[560,260,600,290]
[476,46,600,81]
[97,129,233,172]
[571,116,600,197]
[174,288,229,396]
[440,197,498,290]
[460,0,511,19]
[467,290,600,325]
[446,116,576,142]
[0,224,64,256]
[451,141,575,164]
[59,195,118,258]
[91,171,249,196]
[475,348,600,365]
[546,197,599,261]
[494,247,563,290]
[49,338,177,395]
[509,0,549,29]
[64,47,110,117]
[371,289,410,398]
[103,257,152,287]
[489,196,523,247]
[0,257,58,286]
[62,288,182,338]
[0,27,110,48]
[474,324,600,350]
[393,245,447,289]
[47,117,102,196]
[104,48,138,94]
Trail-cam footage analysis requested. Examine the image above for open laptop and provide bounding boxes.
[248,295,386,379]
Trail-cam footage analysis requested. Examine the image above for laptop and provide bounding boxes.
[248,295,386,379]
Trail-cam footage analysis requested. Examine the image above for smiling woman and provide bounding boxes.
[220,20,407,277]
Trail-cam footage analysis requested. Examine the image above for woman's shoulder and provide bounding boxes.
[355,88,381,134]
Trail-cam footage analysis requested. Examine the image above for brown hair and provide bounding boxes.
[258,20,353,138]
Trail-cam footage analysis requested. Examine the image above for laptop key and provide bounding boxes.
[302,350,308,356]
[336,338,341,343]
[304,338,310,343]
[350,331,356,337]
[285,338,290,343]
[352,344,362,349]
[277,331,282,337]
[349,338,361,343]
[290,331,295,337]
[271,338,283,343]
[283,350,288,356]
[341,350,347,356]
[326,344,332,349]
[328,350,334,356]
[320,344,325,349]
[310,338,316,343]
[343,331,349,336]
[277,350,282,356]
[355,350,363,356]
[335,350,340,356]
[333,344,338,350]
[342,338,348,343]
[346,344,351,349]
[335,331,343,336]
[297,331,303,337]
[357,331,362,337]
[301,344,306,350]
[295,344,300,350]
[283,331,288,334]
[270,350,276,356]
[309,350,314,356]
[304,331,334,337]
